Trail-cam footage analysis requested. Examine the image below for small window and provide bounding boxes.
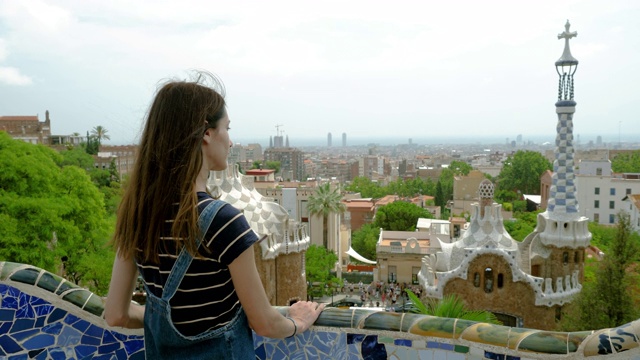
[574,251,579,263]
[473,272,480,287]
[594,200,599,209]
[595,187,600,195]
[610,188,616,196]
[497,274,504,289]
[594,213,600,222]
[531,264,541,277]
[596,168,602,176]
[563,252,569,265]
[484,268,494,293]
[627,188,632,195]
[610,201,615,209]
[609,214,615,224]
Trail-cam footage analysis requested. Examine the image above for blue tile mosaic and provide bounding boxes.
[0,284,145,359]
[394,338,411,347]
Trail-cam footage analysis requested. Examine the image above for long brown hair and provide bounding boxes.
[113,72,226,263]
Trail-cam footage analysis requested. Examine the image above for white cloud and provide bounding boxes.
[0,67,33,85]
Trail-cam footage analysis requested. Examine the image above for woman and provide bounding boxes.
[105,72,324,359]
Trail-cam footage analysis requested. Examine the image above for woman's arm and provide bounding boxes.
[229,246,324,338]
[104,253,145,329]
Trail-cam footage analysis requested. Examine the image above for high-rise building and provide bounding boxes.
[327,132,332,147]
[264,147,304,181]
[342,132,347,147]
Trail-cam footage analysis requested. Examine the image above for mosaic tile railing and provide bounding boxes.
[2,262,640,359]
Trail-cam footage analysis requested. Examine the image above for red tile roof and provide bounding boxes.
[0,116,39,121]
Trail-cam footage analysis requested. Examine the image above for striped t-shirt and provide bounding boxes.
[136,192,259,336]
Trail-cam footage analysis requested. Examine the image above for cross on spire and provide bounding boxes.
[558,20,577,45]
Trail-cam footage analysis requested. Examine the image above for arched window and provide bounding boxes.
[484,268,493,293]
[563,252,569,265]
[473,272,480,287]
[574,251,579,263]
[497,273,504,289]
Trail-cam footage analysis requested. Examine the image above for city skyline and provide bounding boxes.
[236,132,639,150]
[1,1,639,145]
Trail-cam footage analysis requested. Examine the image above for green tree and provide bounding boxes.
[0,132,113,295]
[559,211,640,331]
[90,125,110,148]
[448,160,473,176]
[498,150,551,195]
[308,183,346,248]
[251,160,262,169]
[60,146,94,169]
[386,177,436,197]
[83,131,100,155]
[265,160,281,175]
[374,201,433,231]
[435,180,445,208]
[611,150,640,173]
[503,211,538,241]
[350,223,380,261]
[305,244,339,286]
[345,176,386,198]
[406,290,501,324]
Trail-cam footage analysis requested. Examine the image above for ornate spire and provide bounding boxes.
[555,20,579,101]
[547,21,579,219]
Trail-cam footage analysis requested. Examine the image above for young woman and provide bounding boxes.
[105,73,324,359]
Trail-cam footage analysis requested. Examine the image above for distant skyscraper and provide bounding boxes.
[342,132,347,147]
[285,135,289,147]
[273,136,284,148]
[327,132,332,147]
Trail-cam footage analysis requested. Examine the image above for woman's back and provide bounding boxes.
[137,192,258,336]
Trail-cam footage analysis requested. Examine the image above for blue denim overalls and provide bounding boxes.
[143,200,255,359]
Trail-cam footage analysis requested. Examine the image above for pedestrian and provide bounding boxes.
[104,72,324,359]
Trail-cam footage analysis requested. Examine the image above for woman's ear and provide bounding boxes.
[203,128,213,144]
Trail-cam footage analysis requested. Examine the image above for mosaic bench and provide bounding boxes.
[1,262,640,359]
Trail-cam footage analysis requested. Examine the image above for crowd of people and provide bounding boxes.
[338,280,423,309]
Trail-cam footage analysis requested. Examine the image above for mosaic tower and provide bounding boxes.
[546,20,579,218]
[535,20,591,286]
[418,21,592,329]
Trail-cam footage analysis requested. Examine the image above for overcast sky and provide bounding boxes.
[1,0,638,146]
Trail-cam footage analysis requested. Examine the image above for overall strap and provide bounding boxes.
[161,199,226,301]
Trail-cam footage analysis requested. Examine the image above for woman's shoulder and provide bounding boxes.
[197,192,242,219]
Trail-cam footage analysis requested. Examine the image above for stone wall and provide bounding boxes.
[443,254,557,330]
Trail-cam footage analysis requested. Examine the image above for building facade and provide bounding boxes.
[264,147,305,181]
[573,160,640,225]
[0,111,52,145]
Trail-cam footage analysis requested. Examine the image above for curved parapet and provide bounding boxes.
[0,262,144,359]
[2,261,639,359]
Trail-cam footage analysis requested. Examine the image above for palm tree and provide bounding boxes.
[406,290,501,324]
[90,125,110,149]
[307,183,346,249]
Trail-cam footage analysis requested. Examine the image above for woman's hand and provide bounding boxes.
[288,301,325,334]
